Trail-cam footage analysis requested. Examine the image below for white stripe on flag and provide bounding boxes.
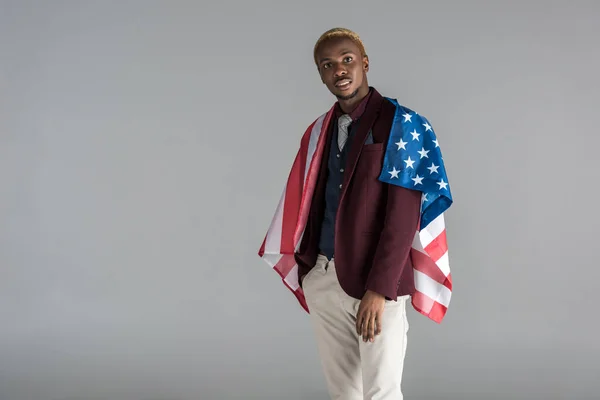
[414,269,452,307]
[284,263,300,290]
[264,188,285,254]
[436,251,450,277]
[419,213,445,248]
[304,115,324,180]
[411,230,427,254]
[262,253,282,270]
[295,230,305,252]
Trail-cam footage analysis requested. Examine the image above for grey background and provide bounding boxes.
[1,0,599,399]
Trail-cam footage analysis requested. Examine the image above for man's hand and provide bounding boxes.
[356,290,386,342]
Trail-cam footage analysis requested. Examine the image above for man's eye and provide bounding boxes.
[323,63,331,69]
[344,57,353,62]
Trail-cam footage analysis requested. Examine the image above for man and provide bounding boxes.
[258,27,453,400]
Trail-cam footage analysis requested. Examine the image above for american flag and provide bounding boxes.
[258,98,453,323]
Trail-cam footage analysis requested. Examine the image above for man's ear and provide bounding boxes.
[363,55,369,72]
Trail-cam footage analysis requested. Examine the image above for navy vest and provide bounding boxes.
[318,117,358,259]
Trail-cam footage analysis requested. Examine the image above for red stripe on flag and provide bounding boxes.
[258,236,266,257]
[293,109,333,246]
[290,287,309,313]
[271,255,310,313]
[424,229,448,262]
[280,154,305,253]
[411,291,447,324]
[273,254,297,280]
[280,122,315,253]
[411,249,452,290]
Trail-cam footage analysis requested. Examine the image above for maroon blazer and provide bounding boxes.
[294,88,422,301]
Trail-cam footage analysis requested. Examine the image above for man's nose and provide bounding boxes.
[333,64,347,77]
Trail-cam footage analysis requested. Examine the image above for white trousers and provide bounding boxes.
[303,255,409,400]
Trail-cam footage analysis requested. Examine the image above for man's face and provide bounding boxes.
[315,37,369,100]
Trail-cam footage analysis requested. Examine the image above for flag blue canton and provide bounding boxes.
[378,98,453,230]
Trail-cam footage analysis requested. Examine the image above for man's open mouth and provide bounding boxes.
[335,79,352,88]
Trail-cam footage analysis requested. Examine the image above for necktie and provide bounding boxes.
[337,114,352,151]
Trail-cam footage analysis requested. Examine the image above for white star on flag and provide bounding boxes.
[388,166,400,179]
[423,122,432,131]
[412,174,424,185]
[404,156,415,169]
[433,138,439,148]
[427,163,439,174]
[410,130,420,141]
[417,147,430,159]
[421,193,428,203]
[395,138,407,150]
[437,179,448,190]
[403,113,412,122]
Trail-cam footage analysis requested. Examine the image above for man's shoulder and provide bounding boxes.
[296,107,335,144]
[380,96,415,114]
[380,96,432,125]
[372,96,433,142]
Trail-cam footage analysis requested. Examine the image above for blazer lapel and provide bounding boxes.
[339,89,384,201]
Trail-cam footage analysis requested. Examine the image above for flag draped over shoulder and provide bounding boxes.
[258,98,453,323]
[377,98,453,323]
[257,106,335,313]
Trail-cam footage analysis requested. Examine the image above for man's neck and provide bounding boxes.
[338,86,370,114]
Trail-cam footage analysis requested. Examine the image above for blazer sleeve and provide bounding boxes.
[364,183,421,300]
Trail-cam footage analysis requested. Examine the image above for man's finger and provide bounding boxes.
[361,312,370,341]
[375,313,382,335]
[356,309,364,335]
[368,315,376,342]
[365,314,374,342]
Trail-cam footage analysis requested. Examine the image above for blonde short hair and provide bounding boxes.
[313,27,367,66]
